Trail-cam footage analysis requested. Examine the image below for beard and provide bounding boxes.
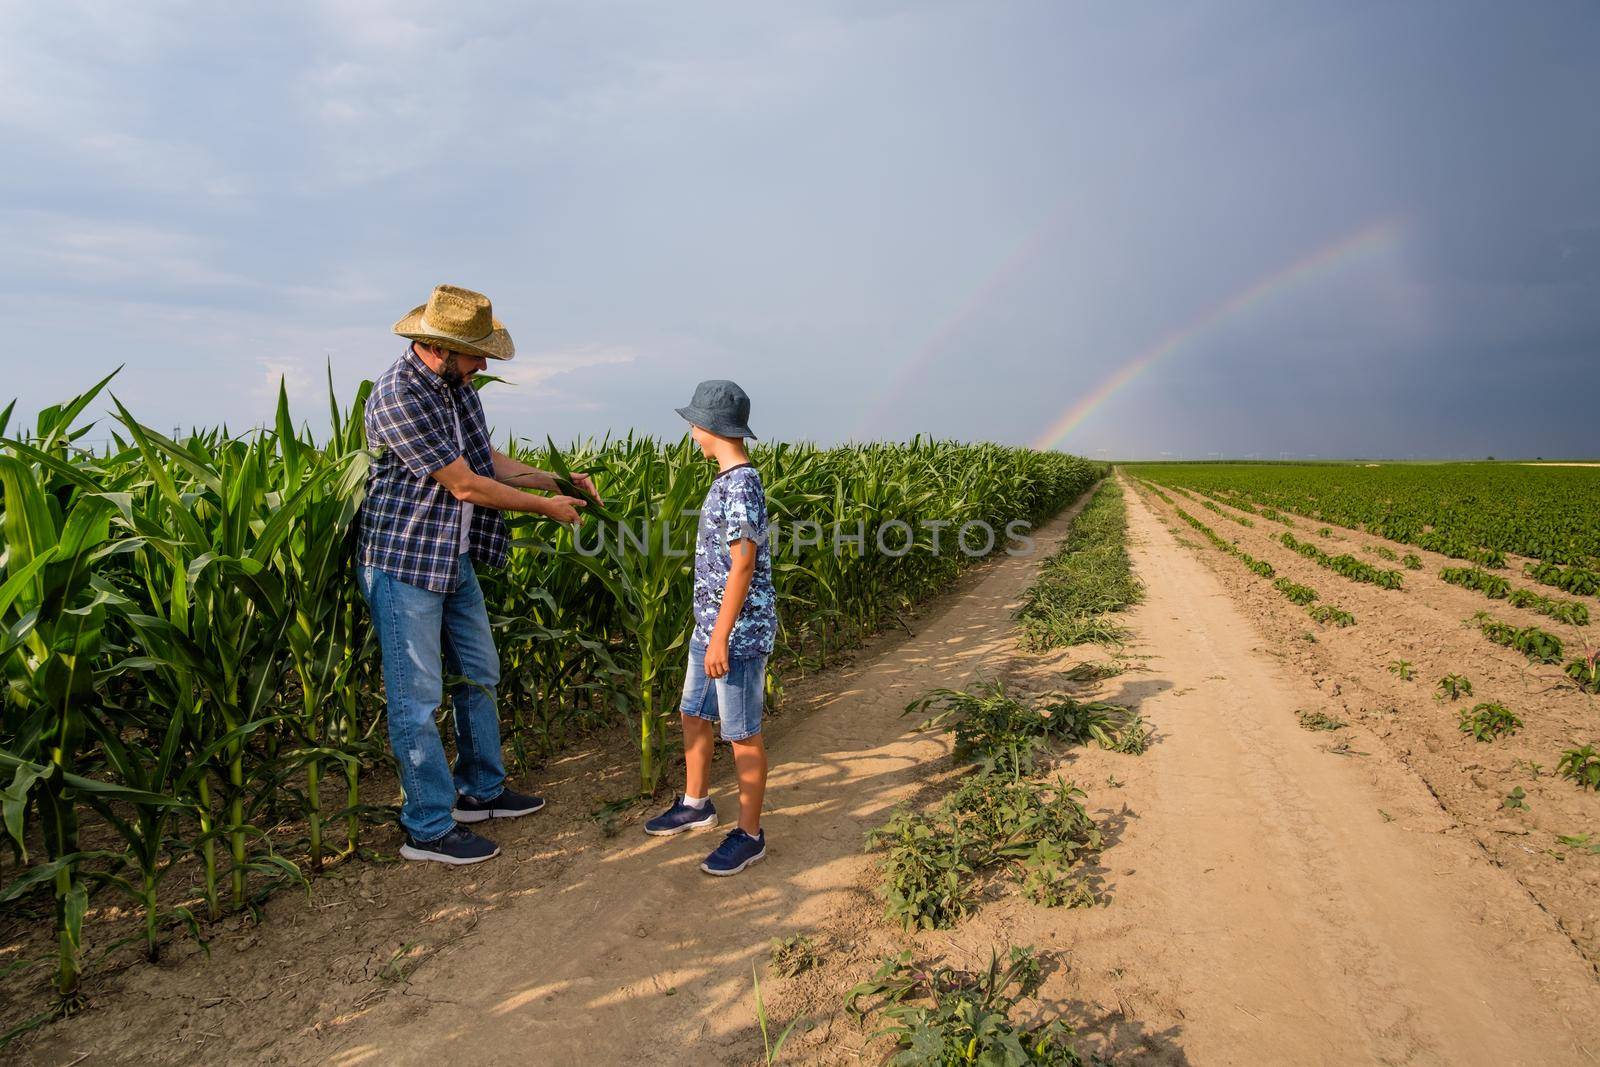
[439,352,468,385]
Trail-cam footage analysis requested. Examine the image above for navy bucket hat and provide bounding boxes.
[675,379,757,440]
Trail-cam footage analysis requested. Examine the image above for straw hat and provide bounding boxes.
[392,284,515,361]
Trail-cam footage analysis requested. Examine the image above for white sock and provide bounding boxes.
[682,794,709,809]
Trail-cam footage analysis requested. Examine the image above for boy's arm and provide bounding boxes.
[703,539,756,679]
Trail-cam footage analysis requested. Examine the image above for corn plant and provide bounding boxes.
[518,437,704,795]
[270,383,374,869]
[0,374,190,999]
[752,965,801,1065]
[110,399,339,914]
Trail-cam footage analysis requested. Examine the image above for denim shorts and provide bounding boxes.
[680,644,768,742]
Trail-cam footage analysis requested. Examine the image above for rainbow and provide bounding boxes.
[1031,219,1404,452]
[853,202,1073,439]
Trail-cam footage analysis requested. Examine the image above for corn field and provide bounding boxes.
[0,372,1099,1008]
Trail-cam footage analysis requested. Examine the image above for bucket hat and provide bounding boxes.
[675,380,757,439]
[393,284,515,361]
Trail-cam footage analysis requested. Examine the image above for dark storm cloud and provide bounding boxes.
[0,1,1594,457]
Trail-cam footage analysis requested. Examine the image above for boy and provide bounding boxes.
[644,380,777,876]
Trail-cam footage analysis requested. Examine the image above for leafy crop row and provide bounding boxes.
[1202,497,1253,527]
[1507,588,1590,626]
[1474,612,1565,664]
[1525,561,1600,598]
[1279,532,1405,590]
[1168,502,1274,576]
[1124,462,1600,565]
[1147,486,1356,627]
[1440,566,1511,599]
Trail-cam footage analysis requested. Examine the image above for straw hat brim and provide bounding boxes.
[392,305,515,361]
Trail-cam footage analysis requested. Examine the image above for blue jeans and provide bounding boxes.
[680,645,768,742]
[358,556,506,841]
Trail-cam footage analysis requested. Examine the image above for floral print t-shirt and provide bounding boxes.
[691,464,777,656]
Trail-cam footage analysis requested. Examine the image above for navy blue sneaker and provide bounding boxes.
[399,826,500,865]
[453,787,545,823]
[644,796,719,837]
[701,828,766,876]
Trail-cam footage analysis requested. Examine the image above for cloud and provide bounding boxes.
[3,210,258,290]
[288,4,854,191]
[0,4,249,200]
[3,4,1597,459]
[478,344,638,417]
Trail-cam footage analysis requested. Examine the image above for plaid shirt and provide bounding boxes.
[358,345,509,591]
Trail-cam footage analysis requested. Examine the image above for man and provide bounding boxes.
[357,284,597,865]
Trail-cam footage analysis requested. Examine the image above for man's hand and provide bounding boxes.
[703,637,730,680]
[544,495,588,525]
[571,472,603,504]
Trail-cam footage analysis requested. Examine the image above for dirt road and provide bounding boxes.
[1044,479,1600,1064]
[21,479,1600,1065]
[304,495,1097,1065]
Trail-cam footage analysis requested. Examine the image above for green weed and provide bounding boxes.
[1061,661,1125,682]
[866,775,1101,931]
[1458,702,1522,742]
[846,947,1083,1066]
[1017,482,1141,650]
[769,935,821,979]
[1555,832,1600,854]
[1308,604,1356,627]
[1273,577,1318,605]
[1557,745,1600,790]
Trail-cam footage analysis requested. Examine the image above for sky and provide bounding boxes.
[1,1,1596,459]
